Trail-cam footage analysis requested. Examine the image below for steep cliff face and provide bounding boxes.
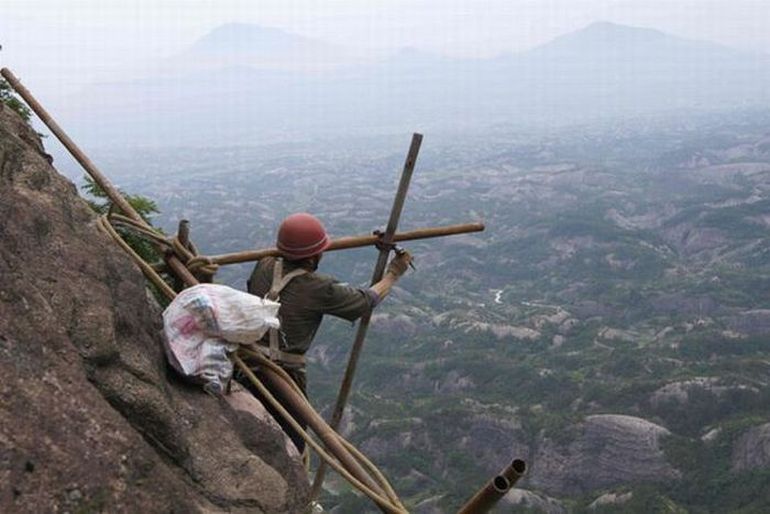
[0,104,309,513]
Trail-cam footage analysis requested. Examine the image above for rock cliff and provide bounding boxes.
[527,415,680,496]
[0,104,309,513]
[732,422,770,472]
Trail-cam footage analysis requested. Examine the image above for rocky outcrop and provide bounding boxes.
[0,105,308,512]
[728,309,770,336]
[731,422,770,472]
[501,488,567,514]
[588,491,633,510]
[527,415,679,496]
[650,377,758,408]
[649,293,722,317]
[370,312,419,337]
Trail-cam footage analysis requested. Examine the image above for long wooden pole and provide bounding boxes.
[2,68,139,222]
[1,67,199,287]
[256,366,386,498]
[233,354,402,514]
[194,222,484,267]
[311,133,423,498]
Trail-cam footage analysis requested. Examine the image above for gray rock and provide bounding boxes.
[650,378,758,408]
[526,414,680,496]
[728,309,770,336]
[411,494,446,514]
[0,106,308,512]
[732,422,770,472]
[588,491,633,510]
[501,488,567,514]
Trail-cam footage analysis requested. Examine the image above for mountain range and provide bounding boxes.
[57,21,770,147]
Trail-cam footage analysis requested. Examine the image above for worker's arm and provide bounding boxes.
[369,250,413,302]
[316,251,413,321]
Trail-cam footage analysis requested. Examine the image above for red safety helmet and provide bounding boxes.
[276,213,331,260]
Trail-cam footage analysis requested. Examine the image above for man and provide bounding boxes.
[238,212,412,452]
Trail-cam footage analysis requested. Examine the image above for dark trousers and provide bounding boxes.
[235,364,308,454]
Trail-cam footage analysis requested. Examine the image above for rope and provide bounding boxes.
[238,349,405,509]
[96,215,176,300]
[97,213,407,513]
[108,213,172,247]
[107,213,219,277]
[187,254,218,273]
[233,355,407,514]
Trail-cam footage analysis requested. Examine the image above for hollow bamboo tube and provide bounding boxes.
[197,222,485,267]
[311,133,422,499]
[456,459,527,514]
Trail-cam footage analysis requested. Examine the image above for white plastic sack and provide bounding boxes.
[162,284,280,394]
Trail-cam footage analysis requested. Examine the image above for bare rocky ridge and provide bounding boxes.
[587,491,633,510]
[650,377,759,408]
[0,105,308,513]
[501,489,567,514]
[732,422,770,472]
[527,415,679,496]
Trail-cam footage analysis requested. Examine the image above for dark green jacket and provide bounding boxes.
[247,257,376,355]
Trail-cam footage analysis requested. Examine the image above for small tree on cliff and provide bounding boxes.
[81,176,163,264]
[81,177,176,304]
[0,79,31,122]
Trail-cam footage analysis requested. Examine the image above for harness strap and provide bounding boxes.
[267,259,308,301]
[250,341,306,365]
[265,258,307,364]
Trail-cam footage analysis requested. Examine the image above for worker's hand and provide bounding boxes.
[386,250,413,277]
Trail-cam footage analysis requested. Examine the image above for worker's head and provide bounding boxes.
[276,212,331,265]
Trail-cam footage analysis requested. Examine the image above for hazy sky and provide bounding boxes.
[2,0,769,100]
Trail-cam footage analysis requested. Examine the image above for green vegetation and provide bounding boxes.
[80,176,175,303]
[81,175,163,264]
[0,78,31,122]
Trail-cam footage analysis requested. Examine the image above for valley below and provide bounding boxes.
[70,109,770,513]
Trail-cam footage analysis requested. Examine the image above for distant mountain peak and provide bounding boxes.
[172,22,355,71]
[521,20,747,63]
[547,21,671,48]
[579,21,666,37]
[191,23,319,54]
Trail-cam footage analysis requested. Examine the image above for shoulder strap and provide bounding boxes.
[266,258,307,360]
[267,258,308,301]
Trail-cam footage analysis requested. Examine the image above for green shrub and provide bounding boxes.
[0,79,31,122]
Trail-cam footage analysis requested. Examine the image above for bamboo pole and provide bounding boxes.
[2,68,139,223]
[255,365,388,502]
[1,67,199,288]
[177,219,191,249]
[192,222,484,267]
[456,459,527,514]
[234,354,405,513]
[311,133,423,499]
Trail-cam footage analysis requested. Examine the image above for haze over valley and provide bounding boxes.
[39,20,770,148]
